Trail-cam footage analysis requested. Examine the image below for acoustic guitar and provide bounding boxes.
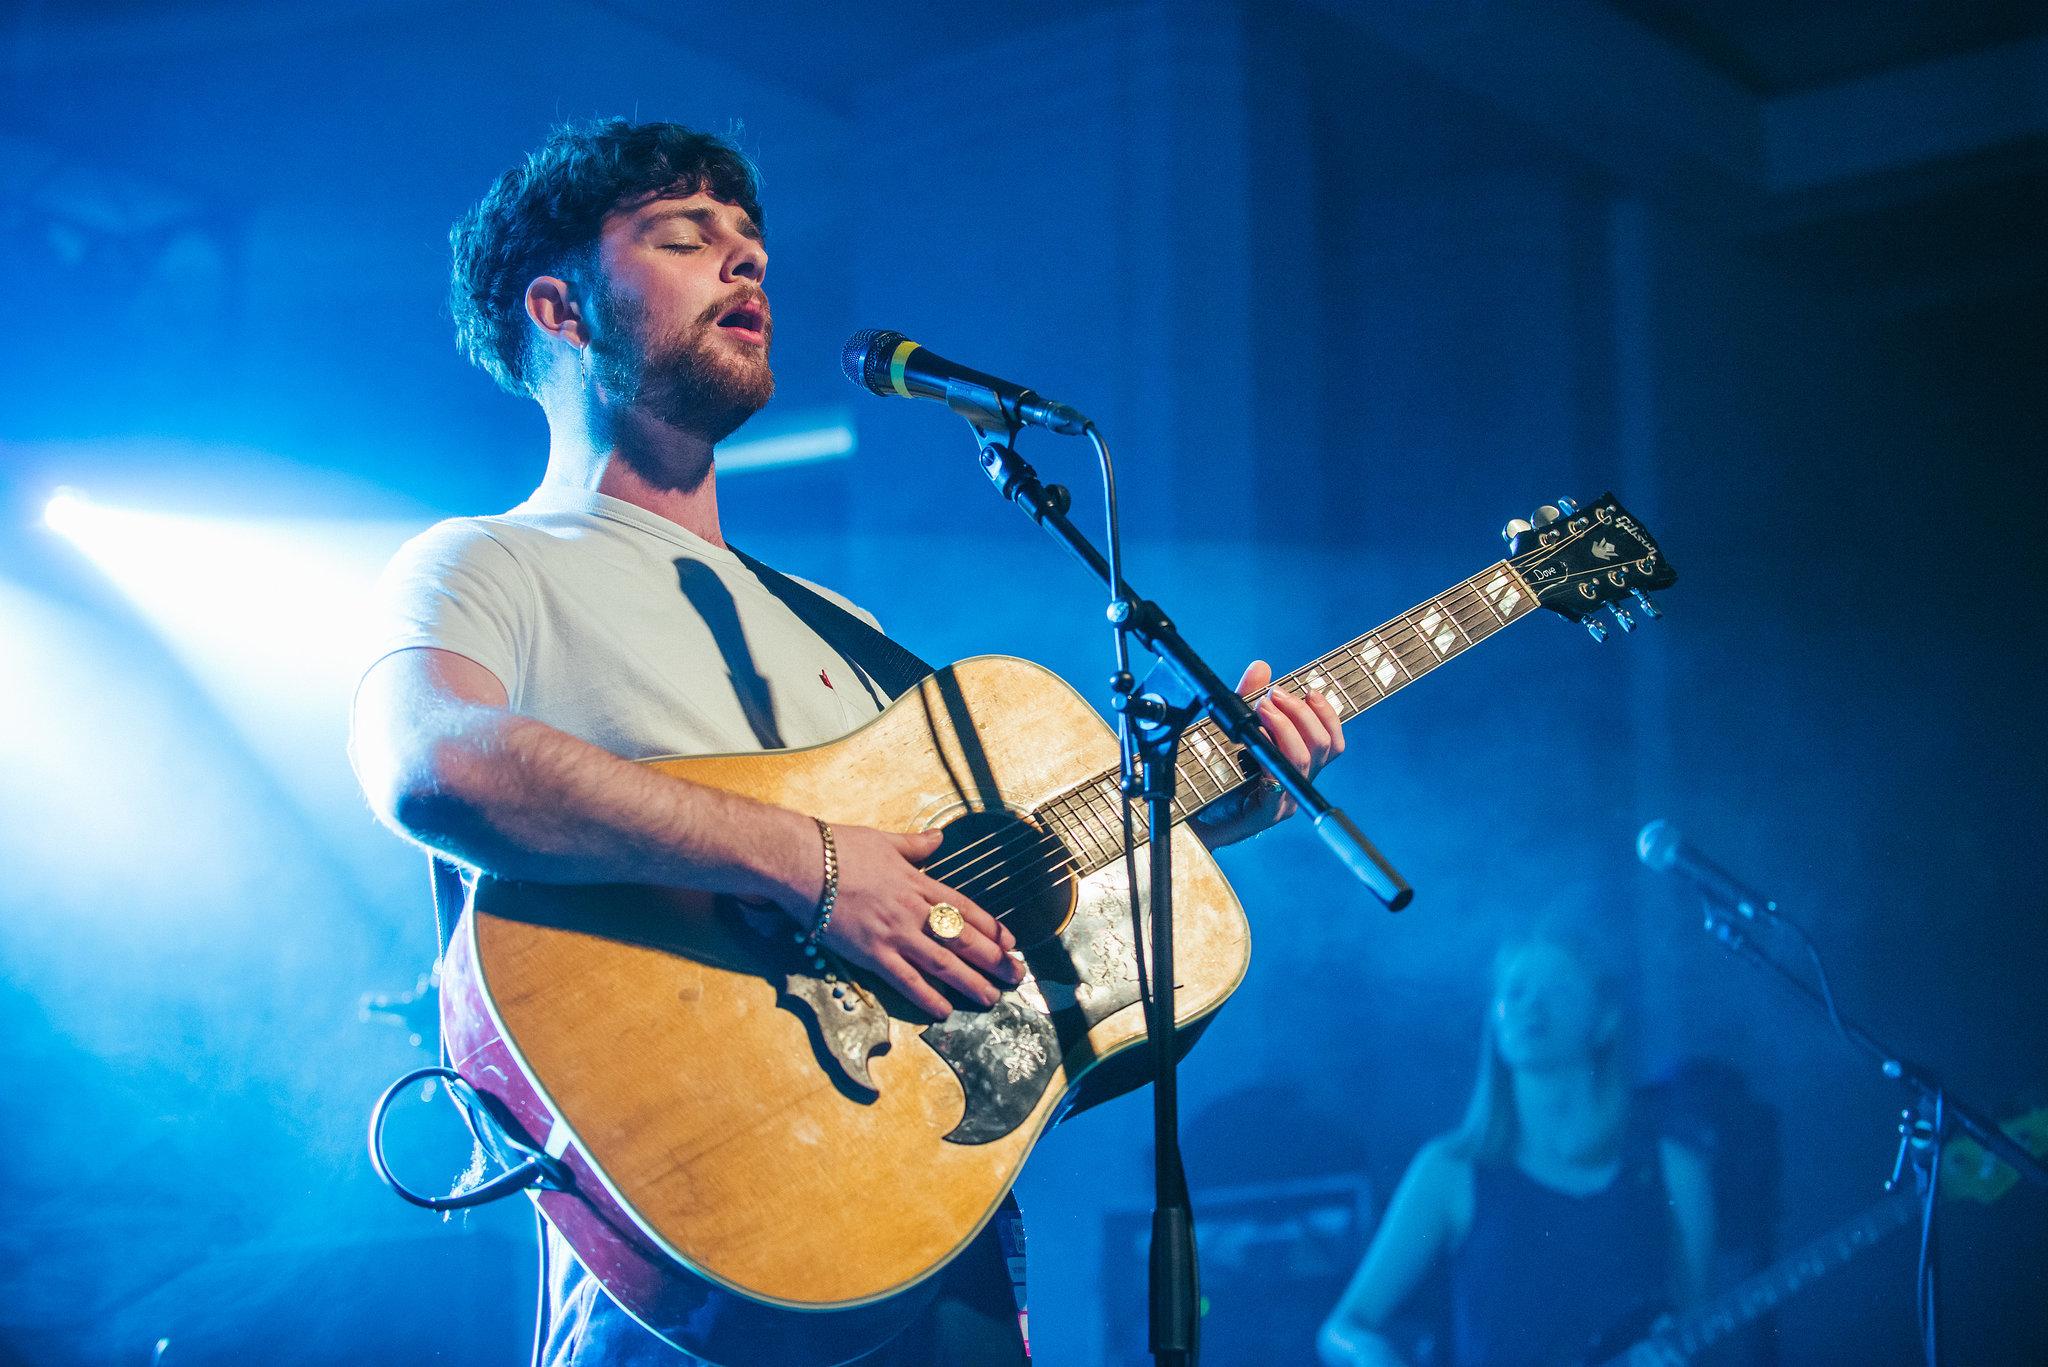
[440,494,1676,1366]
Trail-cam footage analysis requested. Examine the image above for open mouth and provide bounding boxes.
[716,301,769,342]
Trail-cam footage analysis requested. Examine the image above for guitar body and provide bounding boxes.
[441,655,1250,1366]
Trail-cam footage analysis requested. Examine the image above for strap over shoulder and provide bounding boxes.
[729,545,936,702]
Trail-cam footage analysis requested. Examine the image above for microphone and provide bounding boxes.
[1636,820,1776,920]
[841,329,1091,436]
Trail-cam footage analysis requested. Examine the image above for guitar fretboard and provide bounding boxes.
[1623,1191,1919,1366]
[1031,560,1541,872]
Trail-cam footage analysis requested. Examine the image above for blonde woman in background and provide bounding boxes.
[1319,929,1715,1367]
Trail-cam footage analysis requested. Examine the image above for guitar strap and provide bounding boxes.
[729,545,937,702]
[426,550,934,958]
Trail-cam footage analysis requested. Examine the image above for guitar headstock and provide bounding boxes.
[1941,1106,2048,1206]
[1503,493,1676,642]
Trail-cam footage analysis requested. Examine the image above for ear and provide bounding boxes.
[524,275,588,349]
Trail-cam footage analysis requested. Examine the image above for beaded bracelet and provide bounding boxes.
[800,817,839,948]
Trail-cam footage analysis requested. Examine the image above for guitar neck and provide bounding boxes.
[1625,1190,1920,1365]
[1035,560,1542,871]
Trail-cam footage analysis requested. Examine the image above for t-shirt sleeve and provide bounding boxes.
[359,519,533,703]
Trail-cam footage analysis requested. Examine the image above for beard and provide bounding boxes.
[585,281,775,446]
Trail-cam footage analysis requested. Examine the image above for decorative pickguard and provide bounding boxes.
[920,867,1147,1144]
[781,966,891,1095]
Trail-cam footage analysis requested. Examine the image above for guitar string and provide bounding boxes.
[922,761,1226,887]
[959,683,1461,909]
[928,577,1497,889]
[790,532,1651,928]
[924,626,1450,900]
[925,786,1169,898]
[1021,574,1508,832]
[934,592,1625,918]
[925,739,1262,889]
[959,636,1449,913]
[959,554,1540,871]
[919,536,1653,896]
[920,576,1512,891]
[965,545,1662,912]
[927,823,1080,893]
[1024,531,1659,821]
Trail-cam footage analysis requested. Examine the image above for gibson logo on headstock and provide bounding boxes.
[1508,493,1674,630]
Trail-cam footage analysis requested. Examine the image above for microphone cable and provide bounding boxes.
[369,1064,570,1367]
[368,1065,569,1211]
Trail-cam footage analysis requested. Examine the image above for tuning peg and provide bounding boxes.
[1630,588,1662,620]
[1556,497,1579,516]
[1501,517,1533,546]
[1585,617,1609,644]
[1531,505,1563,528]
[1608,604,1636,634]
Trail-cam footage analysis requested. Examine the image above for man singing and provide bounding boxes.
[350,118,1343,1365]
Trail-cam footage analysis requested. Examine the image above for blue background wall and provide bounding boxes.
[4,2,2044,1363]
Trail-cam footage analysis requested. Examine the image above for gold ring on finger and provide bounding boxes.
[926,902,965,941]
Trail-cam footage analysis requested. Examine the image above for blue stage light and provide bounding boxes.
[41,491,414,682]
[719,413,857,472]
[40,488,425,822]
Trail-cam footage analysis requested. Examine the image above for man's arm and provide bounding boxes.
[350,646,1019,1019]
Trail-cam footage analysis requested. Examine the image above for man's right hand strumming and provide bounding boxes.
[792,824,1022,1021]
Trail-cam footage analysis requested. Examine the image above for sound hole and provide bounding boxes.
[926,809,1076,949]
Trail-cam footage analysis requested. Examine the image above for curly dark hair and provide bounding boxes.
[449,118,765,397]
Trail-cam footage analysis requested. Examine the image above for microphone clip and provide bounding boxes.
[973,427,1071,520]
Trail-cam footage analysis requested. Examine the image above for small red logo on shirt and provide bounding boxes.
[820,669,834,690]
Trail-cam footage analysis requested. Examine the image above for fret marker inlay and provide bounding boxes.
[1304,671,1347,716]
[1362,641,1398,688]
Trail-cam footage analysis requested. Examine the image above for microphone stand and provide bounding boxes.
[1695,900,2048,1367]
[965,424,1410,1367]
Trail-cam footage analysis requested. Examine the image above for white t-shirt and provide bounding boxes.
[360,483,890,760]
